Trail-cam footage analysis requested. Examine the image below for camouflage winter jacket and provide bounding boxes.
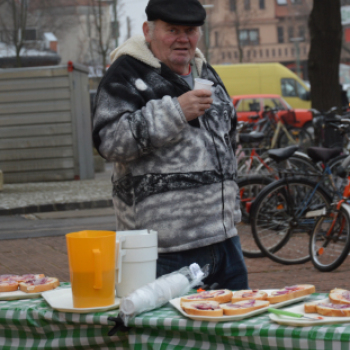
[92,36,241,253]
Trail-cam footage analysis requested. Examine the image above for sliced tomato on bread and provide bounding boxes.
[329,288,350,305]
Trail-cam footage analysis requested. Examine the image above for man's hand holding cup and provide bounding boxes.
[178,78,214,121]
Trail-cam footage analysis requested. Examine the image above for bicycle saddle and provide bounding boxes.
[239,132,265,144]
[307,147,342,164]
[267,145,299,163]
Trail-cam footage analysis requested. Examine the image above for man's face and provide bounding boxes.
[143,20,201,75]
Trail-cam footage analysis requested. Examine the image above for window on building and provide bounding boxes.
[228,52,232,59]
[303,46,307,55]
[253,50,257,58]
[222,52,226,60]
[285,47,288,56]
[24,29,36,41]
[247,50,251,58]
[234,51,238,58]
[260,49,263,57]
[266,48,269,57]
[279,48,282,56]
[229,0,236,11]
[272,49,275,57]
[277,27,284,43]
[298,25,305,40]
[239,29,259,46]
[259,0,265,9]
[288,26,294,41]
[215,31,219,47]
[276,0,287,4]
[244,0,250,10]
[291,48,295,56]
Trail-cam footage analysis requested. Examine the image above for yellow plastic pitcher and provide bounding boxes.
[66,230,116,308]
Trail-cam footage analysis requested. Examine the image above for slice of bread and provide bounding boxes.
[180,290,233,304]
[267,284,315,304]
[304,302,318,313]
[316,302,350,317]
[329,288,350,305]
[19,277,59,293]
[221,300,270,315]
[232,290,268,302]
[181,301,224,317]
[0,280,19,292]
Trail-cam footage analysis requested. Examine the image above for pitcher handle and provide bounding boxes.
[93,249,102,289]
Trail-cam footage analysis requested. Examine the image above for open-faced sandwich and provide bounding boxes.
[181,301,223,317]
[19,277,60,293]
[221,299,270,315]
[0,274,59,293]
[329,288,350,305]
[180,290,233,304]
[315,302,350,317]
[231,290,268,302]
[267,284,315,304]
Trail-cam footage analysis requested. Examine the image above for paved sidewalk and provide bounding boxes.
[0,163,114,215]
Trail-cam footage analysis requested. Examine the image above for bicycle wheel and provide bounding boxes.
[277,128,313,152]
[309,205,350,272]
[251,177,332,265]
[236,175,273,258]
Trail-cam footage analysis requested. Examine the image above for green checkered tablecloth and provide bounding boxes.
[0,283,128,350]
[126,293,350,350]
[1,288,350,350]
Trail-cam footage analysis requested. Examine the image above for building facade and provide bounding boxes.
[201,0,312,79]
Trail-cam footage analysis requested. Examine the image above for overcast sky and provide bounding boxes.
[118,0,148,45]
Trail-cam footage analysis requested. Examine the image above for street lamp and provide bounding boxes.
[290,37,304,78]
[203,4,214,64]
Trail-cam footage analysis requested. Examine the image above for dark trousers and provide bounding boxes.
[157,236,249,290]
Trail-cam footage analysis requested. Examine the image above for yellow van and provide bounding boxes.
[212,63,311,109]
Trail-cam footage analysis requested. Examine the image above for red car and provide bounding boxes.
[232,94,313,128]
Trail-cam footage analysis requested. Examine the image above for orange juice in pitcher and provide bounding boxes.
[66,230,116,308]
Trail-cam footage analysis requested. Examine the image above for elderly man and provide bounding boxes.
[92,0,248,290]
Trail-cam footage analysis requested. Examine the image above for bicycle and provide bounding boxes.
[250,146,343,265]
[309,156,350,272]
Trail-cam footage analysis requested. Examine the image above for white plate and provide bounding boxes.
[0,290,43,301]
[42,288,121,313]
[169,289,309,322]
[269,298,350,327]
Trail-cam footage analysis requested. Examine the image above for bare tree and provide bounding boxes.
[0,0,28,67]
[86,0,119,75]
[308,0,342,111]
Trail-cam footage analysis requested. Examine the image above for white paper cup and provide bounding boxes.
[194,78,214,91]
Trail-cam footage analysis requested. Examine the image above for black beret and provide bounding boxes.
[145,0,206,27]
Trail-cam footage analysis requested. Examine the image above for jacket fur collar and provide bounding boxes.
[109,35,206,76]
